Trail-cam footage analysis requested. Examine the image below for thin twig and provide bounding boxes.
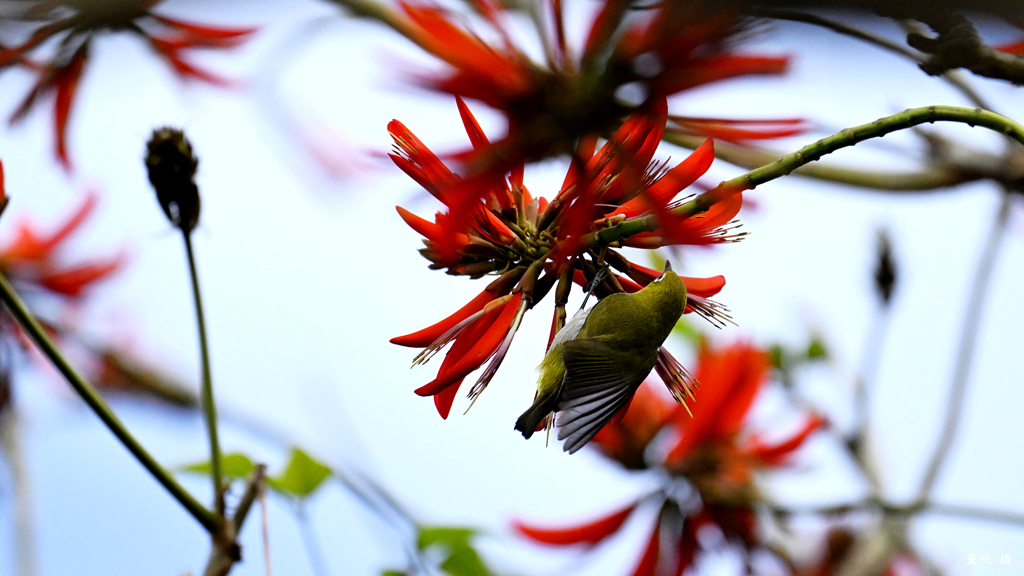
[917,194,1011,498]
[0,272,218,532]
[184,232,225,516]
[756,9,921,62]
[848,307,892,487]
[295,505,331,576]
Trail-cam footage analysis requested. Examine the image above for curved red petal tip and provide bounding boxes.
[455,96,490,150]
[39,259,122,297]
[750,413,827,466]
[433,378,462,419]
[514,503,636,546]
[413,292,521,396]
[390,289,496,348]
[681,275,725,297]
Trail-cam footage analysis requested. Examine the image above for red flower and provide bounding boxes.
[516,340,825,575]
[0,1,255,169]
[394,0,798,169]
[1,192,123,300]
[392,99,738,418]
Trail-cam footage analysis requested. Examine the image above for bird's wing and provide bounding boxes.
[555,338,642,454]
[549,304,592,350]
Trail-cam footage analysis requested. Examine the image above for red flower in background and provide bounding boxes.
[395,0,801,167]
[0,192,123,300]
[0,173,125,396]
[0,1,255,169]
[391,98,740,419]
[516,341,825,575]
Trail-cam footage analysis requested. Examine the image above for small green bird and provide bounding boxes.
[515,262,688,453]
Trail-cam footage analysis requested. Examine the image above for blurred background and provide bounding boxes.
[0,1,1022,574]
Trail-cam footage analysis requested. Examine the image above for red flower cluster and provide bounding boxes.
[396,0,800,165]
[0,1,255,169]
[0,192,122,301]
[390,98,742,419]
[0,175,124,397]
[515,341,825,575]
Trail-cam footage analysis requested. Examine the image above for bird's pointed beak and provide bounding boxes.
[664,260,673,272]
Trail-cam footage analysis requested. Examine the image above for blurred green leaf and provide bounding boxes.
[418,527,476,550]
[267,448,333,498]
[381,571,407,576]
[672,316,702,345]
[806,338,828,360]
[180,453,256,479]
[440,545,491,576]
[417,526,493,576]
[768,344,786,370]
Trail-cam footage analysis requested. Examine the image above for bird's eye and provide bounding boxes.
[653,272,666,283]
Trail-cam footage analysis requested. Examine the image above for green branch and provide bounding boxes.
[593,106,1024,248]
[663,131,980,191]
[0,272,218,533]
[184,233,225,516]
[715,106,1024,191]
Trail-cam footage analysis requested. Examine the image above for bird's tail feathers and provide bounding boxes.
[515,395,558,439]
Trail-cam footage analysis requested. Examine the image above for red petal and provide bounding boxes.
[3,193,98,262]
[414,292,522,396]
[514,502,636,546]
[390,289,496,347]
[456,96,490,150]
[433,376,463,419]
[747,413,825,466]
[39,258,123,297]
[53,44,88,170]
[395,206,470,247]
[152,15,256,46]
[681,275,725,298]
[647,138,714,202]
[630,519,661,576]
[998,39,1024,55]
[667,342,770,463]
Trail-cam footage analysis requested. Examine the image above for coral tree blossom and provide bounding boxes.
[390,97,743,421]
[0,177,124,391]
[0,0,255,169]
[394,0,800,165]
[514,341,826,575]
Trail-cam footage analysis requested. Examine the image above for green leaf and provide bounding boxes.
[417,526,493,576]
[381,571,407,576]
[267,447,332,498]
[180,453,256,480]
[806,338,828,360]
[440,545,491,576]
[418,527,476,550]
[671,316,701,345]
[768,344,786,370]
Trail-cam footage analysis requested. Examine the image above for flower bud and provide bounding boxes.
[873,229,897,306]
[145,128,200,233]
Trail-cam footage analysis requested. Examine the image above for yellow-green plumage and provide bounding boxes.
[515,266,687,453]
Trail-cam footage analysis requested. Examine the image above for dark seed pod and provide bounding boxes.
[874,229,897,306]
[145,128,200,233]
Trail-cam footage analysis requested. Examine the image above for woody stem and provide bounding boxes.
[0,271,218,533]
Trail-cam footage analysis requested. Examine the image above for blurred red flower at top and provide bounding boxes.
[390,98,742,419]
[394,0,800,167]
[516,340,825,575]
[0,0,255,170]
